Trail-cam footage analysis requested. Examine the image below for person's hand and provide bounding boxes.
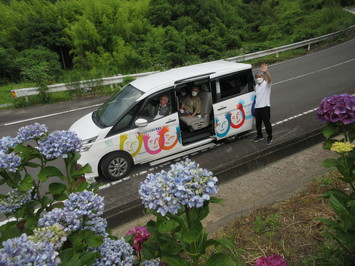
[261,63,268,73]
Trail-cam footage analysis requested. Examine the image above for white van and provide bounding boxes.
[69,60,256,180]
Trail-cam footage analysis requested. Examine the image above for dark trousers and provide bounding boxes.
[255,107,272,141]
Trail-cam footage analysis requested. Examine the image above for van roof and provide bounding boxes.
[131,60,251,96]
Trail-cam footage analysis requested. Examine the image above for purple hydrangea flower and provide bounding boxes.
[0,189,33,214]
[0,233,60,266]
[38,208,82,232]
[16,123,48,142]
[139,159,219,216]
[93,237,134,266]
[255,254,288,266]
[64,190,104,219]
[0,136,20,153]
[317,94,355,125]
[0,151,22,173]
[38,130,82,159]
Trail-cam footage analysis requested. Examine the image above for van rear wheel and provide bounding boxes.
[100,152,133,181]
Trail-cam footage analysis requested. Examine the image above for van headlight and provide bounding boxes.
[81,136,98,152]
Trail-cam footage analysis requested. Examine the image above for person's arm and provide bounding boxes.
[189,97,201,117]
[261,63,272,84]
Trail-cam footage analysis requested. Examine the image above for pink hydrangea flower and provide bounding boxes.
[255,254,288,266]
[126,226,151,252]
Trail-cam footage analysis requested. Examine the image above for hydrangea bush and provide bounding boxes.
[317,94,355,264]
[138,159,235,266]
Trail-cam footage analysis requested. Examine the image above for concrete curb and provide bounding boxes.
[103,126,324,229]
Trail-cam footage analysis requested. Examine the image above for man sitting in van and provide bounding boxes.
[179,86,201,118]
[154,95,170,120]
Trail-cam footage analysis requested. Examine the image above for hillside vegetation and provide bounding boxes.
[0,0,354,86]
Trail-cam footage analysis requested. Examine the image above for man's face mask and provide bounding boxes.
[256,77,264,84]
[191,91,198,97]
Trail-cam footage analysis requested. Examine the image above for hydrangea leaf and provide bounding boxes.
[38,166,65,182]
[322,158,339,168]
[162,255,189,266]
[157,219,179,234]
[322,123,338,139]
[205,252,236,266]
[49,183,67,196]
[180,222,203,243]
[18,173,33,191]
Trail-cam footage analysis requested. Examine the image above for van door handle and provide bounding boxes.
[166,119,176,124]
[217,106,227,111]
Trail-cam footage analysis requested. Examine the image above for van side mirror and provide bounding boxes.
[135,118,148,127]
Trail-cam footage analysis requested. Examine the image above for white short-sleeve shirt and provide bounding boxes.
[255,80,271,108]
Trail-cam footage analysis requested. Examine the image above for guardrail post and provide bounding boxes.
[308,44,311,51]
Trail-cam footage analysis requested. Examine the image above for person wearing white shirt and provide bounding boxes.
[253,63,273,145]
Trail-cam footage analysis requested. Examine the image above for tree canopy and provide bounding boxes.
[0,0,354,85]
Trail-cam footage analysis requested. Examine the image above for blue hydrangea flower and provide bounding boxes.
[0,189,33,214]
[38,208,82,232]
[0,151,22,173]
[141,258,161,266]
[0,136,20,153]
[29,225,67,251]
[16,123,48,142]
[65,190,104,219]
[0,233,60,265]
[93,237,134,266]
[139,159,219,216]
[38,130,82,159]
[84,217,108,238]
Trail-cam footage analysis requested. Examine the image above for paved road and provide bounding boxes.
[0,38,354,224]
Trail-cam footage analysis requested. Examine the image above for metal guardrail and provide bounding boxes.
[11,25,354,98]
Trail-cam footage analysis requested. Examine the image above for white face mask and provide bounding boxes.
[256,78,264,84]
[191,91,198,97]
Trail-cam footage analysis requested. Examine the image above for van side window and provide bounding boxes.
[218,70,253,101]
[136,90,176,122]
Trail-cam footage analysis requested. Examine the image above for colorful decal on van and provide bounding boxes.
[119,133,143,157]
[215,100,248,138]
[215,112,231,138]
[120,126,181,156]
[230,103,246,129]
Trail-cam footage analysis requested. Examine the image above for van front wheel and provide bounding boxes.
[100,152,133,181]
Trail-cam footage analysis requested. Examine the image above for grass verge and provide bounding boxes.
[210,172,347,265]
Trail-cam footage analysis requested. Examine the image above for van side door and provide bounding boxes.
[127,89,182,163]
[211,70,255,140]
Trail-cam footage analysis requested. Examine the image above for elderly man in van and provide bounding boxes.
[153,95,170,120]
[179,86,201,118]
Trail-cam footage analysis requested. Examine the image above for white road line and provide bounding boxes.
[272,58,355,86]
[3,103,102,126]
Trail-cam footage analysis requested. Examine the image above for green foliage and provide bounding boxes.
[142,200,235,265]
[0,0,354,89]
[319,111,355,264]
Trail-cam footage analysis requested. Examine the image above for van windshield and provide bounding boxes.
[94,84,143,127]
